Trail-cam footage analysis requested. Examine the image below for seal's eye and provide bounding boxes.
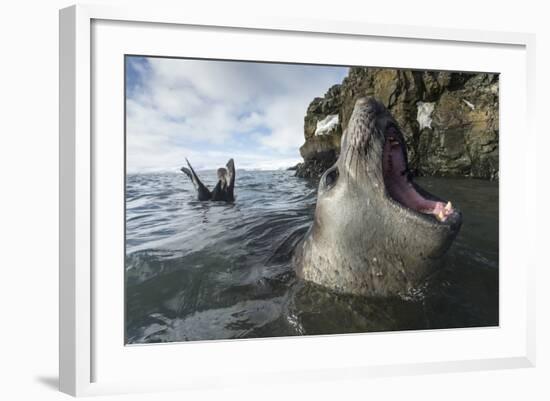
[324,166,339,189]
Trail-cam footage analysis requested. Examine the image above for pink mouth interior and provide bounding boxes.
[382,133,454,222]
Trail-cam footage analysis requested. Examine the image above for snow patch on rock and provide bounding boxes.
[315,114,339,136]
[462,99,475,110]
[416,101,435,131]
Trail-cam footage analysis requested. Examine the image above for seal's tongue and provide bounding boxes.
[382,136,454,222]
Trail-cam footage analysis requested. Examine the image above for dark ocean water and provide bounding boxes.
[125,170,498,344]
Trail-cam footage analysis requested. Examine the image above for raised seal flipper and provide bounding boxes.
[181,159,212,201]
[226,158,235,200]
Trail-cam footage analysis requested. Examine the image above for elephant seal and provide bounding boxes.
[181,158,235,202]
[293,98,462,297]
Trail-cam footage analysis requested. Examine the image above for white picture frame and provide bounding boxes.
[59,3,536,397]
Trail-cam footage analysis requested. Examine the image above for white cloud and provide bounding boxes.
[126,57,347,173]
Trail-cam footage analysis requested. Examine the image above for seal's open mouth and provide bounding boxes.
[382,126,455,222]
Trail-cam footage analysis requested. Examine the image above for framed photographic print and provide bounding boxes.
[59,4,536,397]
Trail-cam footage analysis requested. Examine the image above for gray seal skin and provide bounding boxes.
[293,98,462,297]
[181,158,235,202]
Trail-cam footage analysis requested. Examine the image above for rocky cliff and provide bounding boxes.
[295,67,499,180]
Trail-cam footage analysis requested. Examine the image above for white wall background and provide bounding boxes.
[0,0,548,399]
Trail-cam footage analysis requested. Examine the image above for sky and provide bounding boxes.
[125,56,348,173]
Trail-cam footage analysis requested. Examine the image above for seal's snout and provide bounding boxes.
[344,97,386,156]
[354,97,370,107]
[356,96,375,107]
[356,96,384,114]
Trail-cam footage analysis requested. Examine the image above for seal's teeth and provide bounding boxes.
[445,201,452,211]
[437,211,446,222]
